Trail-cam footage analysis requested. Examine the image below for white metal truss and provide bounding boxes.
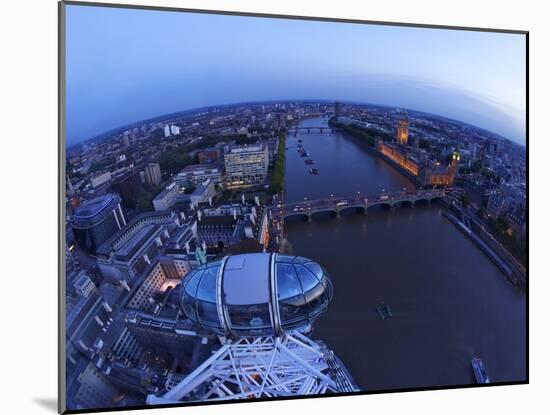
[147,331,356,404]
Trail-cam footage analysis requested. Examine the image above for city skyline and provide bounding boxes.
[62,4,527,411]
[63,100,527,410]
[65,4,526,146]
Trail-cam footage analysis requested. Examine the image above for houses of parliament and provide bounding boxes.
[376,113,460,187]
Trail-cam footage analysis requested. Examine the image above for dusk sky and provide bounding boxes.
[65,4,526,146]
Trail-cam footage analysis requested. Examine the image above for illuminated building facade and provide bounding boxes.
[224,144,269,188]
[377,138,459,186]
[127,261,179,310]
[377,140,420,176]
[396,114,409,145]
[420,151,460,186]
[422,151,460,186]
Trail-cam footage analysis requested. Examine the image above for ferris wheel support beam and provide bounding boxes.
[146,332,351,405]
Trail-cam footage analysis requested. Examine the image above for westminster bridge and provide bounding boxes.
[269,189,448,222]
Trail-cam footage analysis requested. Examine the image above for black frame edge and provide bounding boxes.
[61,0,528,35]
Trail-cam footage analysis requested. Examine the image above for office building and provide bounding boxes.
[174,163,223,188]
[72,193,126,254]
[152,182,179,211]
[224,144,269,188]
[186,179,216,206]
[195,200,267,250]
[96,211,180,282]
[464,178,497,208]
[164,124,180,137]
[144,162,162,187]
[74,271,97,298]
[111,170,142,207]
[90,172,112,189]
[197,147,222,164]
[265,137,280,166]
[72,363,119,410]
[196,216,239,248]
[153,179,216,211]
[127,261,177,310]
[507,206,527,237]
[124,310,211,371]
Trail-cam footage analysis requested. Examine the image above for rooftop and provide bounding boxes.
[73,193,119,221]
[198,216,237,227]
[114,223,158,259]
[179,163,222,174]
[227,144,266,154]
[96,211,176,257]
[223,253,271,305]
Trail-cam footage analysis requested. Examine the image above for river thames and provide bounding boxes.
[282,116,526,391]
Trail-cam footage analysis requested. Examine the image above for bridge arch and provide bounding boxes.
[392,199,415,208]
[283,212,310,221]
[309,208,338,219]
[411,197,429,206]
[338,205,366,215]
[366,201,393,211]
[270,190,448,222]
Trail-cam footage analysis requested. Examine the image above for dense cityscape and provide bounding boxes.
[64,100,526,410]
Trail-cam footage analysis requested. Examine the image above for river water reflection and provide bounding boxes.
[282,116,526,390]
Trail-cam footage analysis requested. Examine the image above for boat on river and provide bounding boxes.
[472,357,490,384]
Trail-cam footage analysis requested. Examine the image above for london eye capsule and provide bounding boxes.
[181,253,333,337]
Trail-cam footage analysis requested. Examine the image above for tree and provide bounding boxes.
[471,159,483,173]
[135,189,156,212]
[158,148,193,176]
[183,185,196,195]
[497,215,509,230]
[476,207,485,218]
[269,133,286,194]
[328,119,393,147]
[88,157,115,174]
[234,135,258,146]
[481,168,500,184]
[419,139,431,150]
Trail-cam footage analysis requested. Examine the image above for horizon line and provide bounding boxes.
[66,98,525,149]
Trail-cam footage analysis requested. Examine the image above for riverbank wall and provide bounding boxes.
[442,207,526,288]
